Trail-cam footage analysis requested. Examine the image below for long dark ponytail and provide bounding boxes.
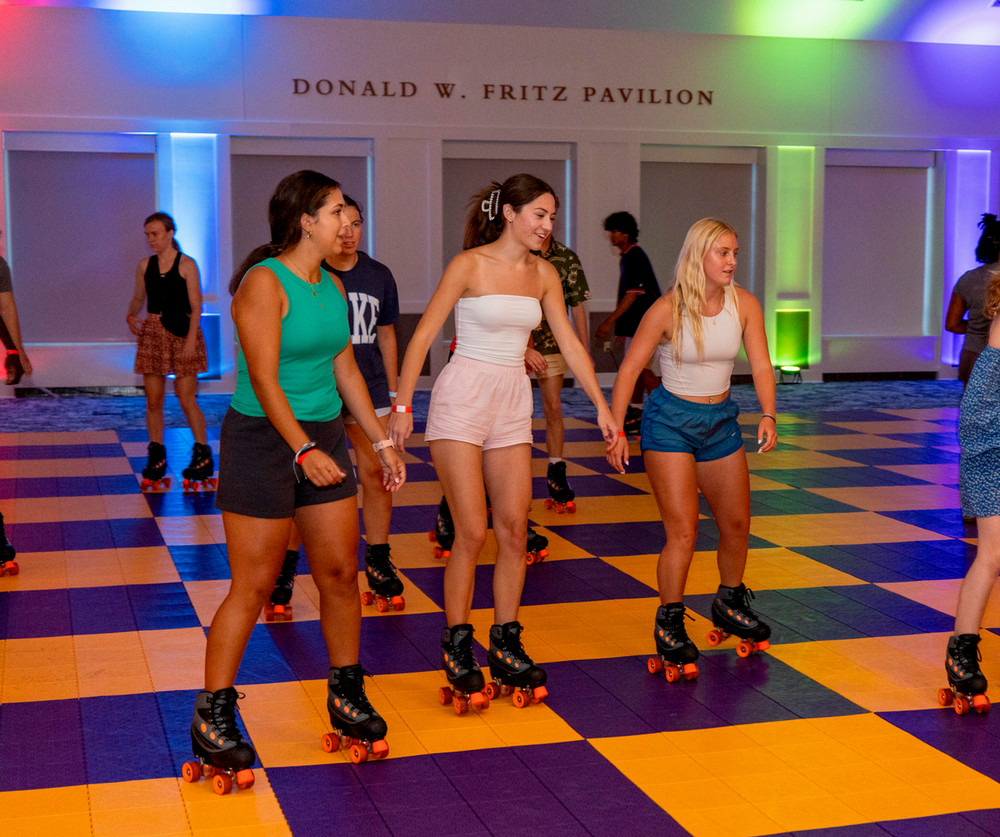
[144,211,182,253]
[229,170,341,295]
[462,173,555,251]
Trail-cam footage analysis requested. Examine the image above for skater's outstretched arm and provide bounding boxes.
[0,312,24,385]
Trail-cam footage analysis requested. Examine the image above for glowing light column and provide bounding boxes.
[764,146,822,375]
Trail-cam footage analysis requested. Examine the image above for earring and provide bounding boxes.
[305,230,311,239]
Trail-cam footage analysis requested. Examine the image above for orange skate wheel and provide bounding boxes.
[376,597,389,613]
[647,656,664,675]
[470,691,488,710]
[372,740,389,759]
[181,761,201,783]
[484,682,501,700]
[526,552,536,565]
[544,498,554,510]
[532,685,547,703]
[433,546,444,560]
[429,530,437,542]
[706,629,725,647]
[565,501,576,513]
[737,641,753,658]
[236,769,254,790]
[438,687,453,706]
[664,664,680,683]
[512,690,528,709]
[361,591,374,606]
[683,663,699,681]
[391,596,405,611]
[5,561,18,576]
[349,743,368,764]
[453,696,469,716]
[321,732,340,753]
[213,773,233,795]
[938,688,954,707]
[954,694,971,716]
[974,694,990,714]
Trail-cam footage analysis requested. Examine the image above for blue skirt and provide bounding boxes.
[959,346,1000,518]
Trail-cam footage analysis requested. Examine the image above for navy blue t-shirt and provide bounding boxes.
[327,251,400,409]
[615,244,661,337]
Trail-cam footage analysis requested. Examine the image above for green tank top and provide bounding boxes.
[230,258,349,421]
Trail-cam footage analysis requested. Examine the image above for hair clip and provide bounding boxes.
[481,189,500,221]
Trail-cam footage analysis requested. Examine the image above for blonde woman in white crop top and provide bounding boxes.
[607,218,778,681]
[389,174,617,708]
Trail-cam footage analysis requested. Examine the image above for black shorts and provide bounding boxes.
[215,407,357,519]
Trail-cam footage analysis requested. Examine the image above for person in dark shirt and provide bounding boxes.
[596,211,661,433]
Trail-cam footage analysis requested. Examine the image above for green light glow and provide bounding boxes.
[775,310,811,368]
[734,0,890,40]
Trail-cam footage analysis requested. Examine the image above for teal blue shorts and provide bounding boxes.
[640,386,744,462]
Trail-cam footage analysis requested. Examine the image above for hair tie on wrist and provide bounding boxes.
[761,414,776,422]
[6,349,19,356]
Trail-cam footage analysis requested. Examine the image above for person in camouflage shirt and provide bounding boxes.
[525,233,591,509]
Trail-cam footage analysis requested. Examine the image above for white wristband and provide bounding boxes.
[387,391,397,399]
[373,438,395,453]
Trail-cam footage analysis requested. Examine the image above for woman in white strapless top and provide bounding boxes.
[390,173,616,706]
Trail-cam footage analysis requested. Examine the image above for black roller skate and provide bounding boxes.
[939,633,990,715]
[264,549,298,622]
[623,406,643,438]
[0,511,18,577]
[707,583,771,657]
[321,664,389,763]
[362,543,405,612]
[429,495,454,559]
[438,623,489,715]
[526,526,549,565]
[182,442,217,492]
[485,621,548,708]
[182,687,256,795]
[647,603,699,683]
[544,460,576,514]
[140,441,170,492]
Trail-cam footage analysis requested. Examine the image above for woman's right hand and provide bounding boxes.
[126,314,144,336]
[388,411,414,453]
[606,433,629,474]
[299,448,347,486]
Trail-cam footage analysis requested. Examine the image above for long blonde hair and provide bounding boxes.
[670,218,741,362]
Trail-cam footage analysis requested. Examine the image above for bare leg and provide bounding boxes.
[295,498,363,666]
[696,449,752,587]
[430,439,488,625]
[144,374,166,444]
[483,444,533,623]
[643,450,700,603]
[955,516,1000,635]
[174,374,207,446]
[345,416,393,544]
[206,512,292,689]
[537,373,565,459]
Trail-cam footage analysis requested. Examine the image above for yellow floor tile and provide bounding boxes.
[782,434,920,451]
[750,511,950,547]
[805,483,961,511]
[139,627,207,692]
[75,631,155,697]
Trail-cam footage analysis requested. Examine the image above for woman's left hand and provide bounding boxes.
[606,434,629,474]
[756,416,778,453]
[377,447,407,491]
[596,404,619,450]
[180,338,197,361]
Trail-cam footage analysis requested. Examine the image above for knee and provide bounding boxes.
[453,521,488,554]
[313,558,360,592]
[716,512,751,540]
[358,459,386,493]
[665,522,699,553]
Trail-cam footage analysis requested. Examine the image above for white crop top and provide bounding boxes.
[657,295,742,396]
[453,294,542,367]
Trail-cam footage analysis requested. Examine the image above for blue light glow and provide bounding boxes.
[96,0,266,13]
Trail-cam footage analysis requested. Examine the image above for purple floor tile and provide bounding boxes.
[1,588,73,639]
[81,693,175,783]
[880,707,1000,783]
[0,699,86,791]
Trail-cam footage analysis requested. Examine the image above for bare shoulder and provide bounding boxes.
[735,286,763,314]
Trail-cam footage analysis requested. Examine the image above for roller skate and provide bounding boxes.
[438,623,490,715]
[623,406,643,438]
[140,441,170,492]
[706,583,771,657]
[485,621,548,708]
[544,460,576,514]
[182,687,256,795]
[362,543,405,612]
[0,511,18,576]
[526,526,549,565]
[939,633,990,715]
[264,549,298,621]
[429,496,454,559]
[321,664,389,764]
[647,603,699,683]
[182,442,217,491]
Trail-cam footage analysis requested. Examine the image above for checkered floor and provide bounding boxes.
[3,403,1000,836]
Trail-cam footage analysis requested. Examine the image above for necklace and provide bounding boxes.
[282,259,322,298]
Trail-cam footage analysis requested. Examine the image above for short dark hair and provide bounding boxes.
[976,213,1000,264]
[603,211,638,243]
[343,194,364,223]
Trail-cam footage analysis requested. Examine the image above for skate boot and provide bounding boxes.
[623,406,643,438]
[647,603,699,682]
[322,664,389,763]
[429,495,454,559]
[182,442,217,491]
[485,621,548,708]
[182,687,256,795]
[362,544,405,612]
[0,511,18,576]
[939,633,990,715]
[707,583,771,657]
[140,441,170,491]
[544,460,576,514]
[264,549,298,621]
[438,623,489,715]
[526,526,549,565]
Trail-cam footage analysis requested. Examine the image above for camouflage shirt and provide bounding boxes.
[531,239,591,355]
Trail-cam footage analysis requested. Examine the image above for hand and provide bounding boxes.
[19,351,32,377]
[4,352,24,385]
[756,416,778,453]
[376,447,407,491]
[388,411,413,453]
[594,320,612,340]
[606,434,629,474]
[596,404,619,450]
[180,339,197,361]
[524,348,547,375]
[126,314,144,336]
[300,449,347,486]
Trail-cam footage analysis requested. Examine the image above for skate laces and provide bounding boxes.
[727,585,758,616]
[209,690,246,744]
[333,667,377,717]
[367,547,396,578]
[953,635,982,671]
